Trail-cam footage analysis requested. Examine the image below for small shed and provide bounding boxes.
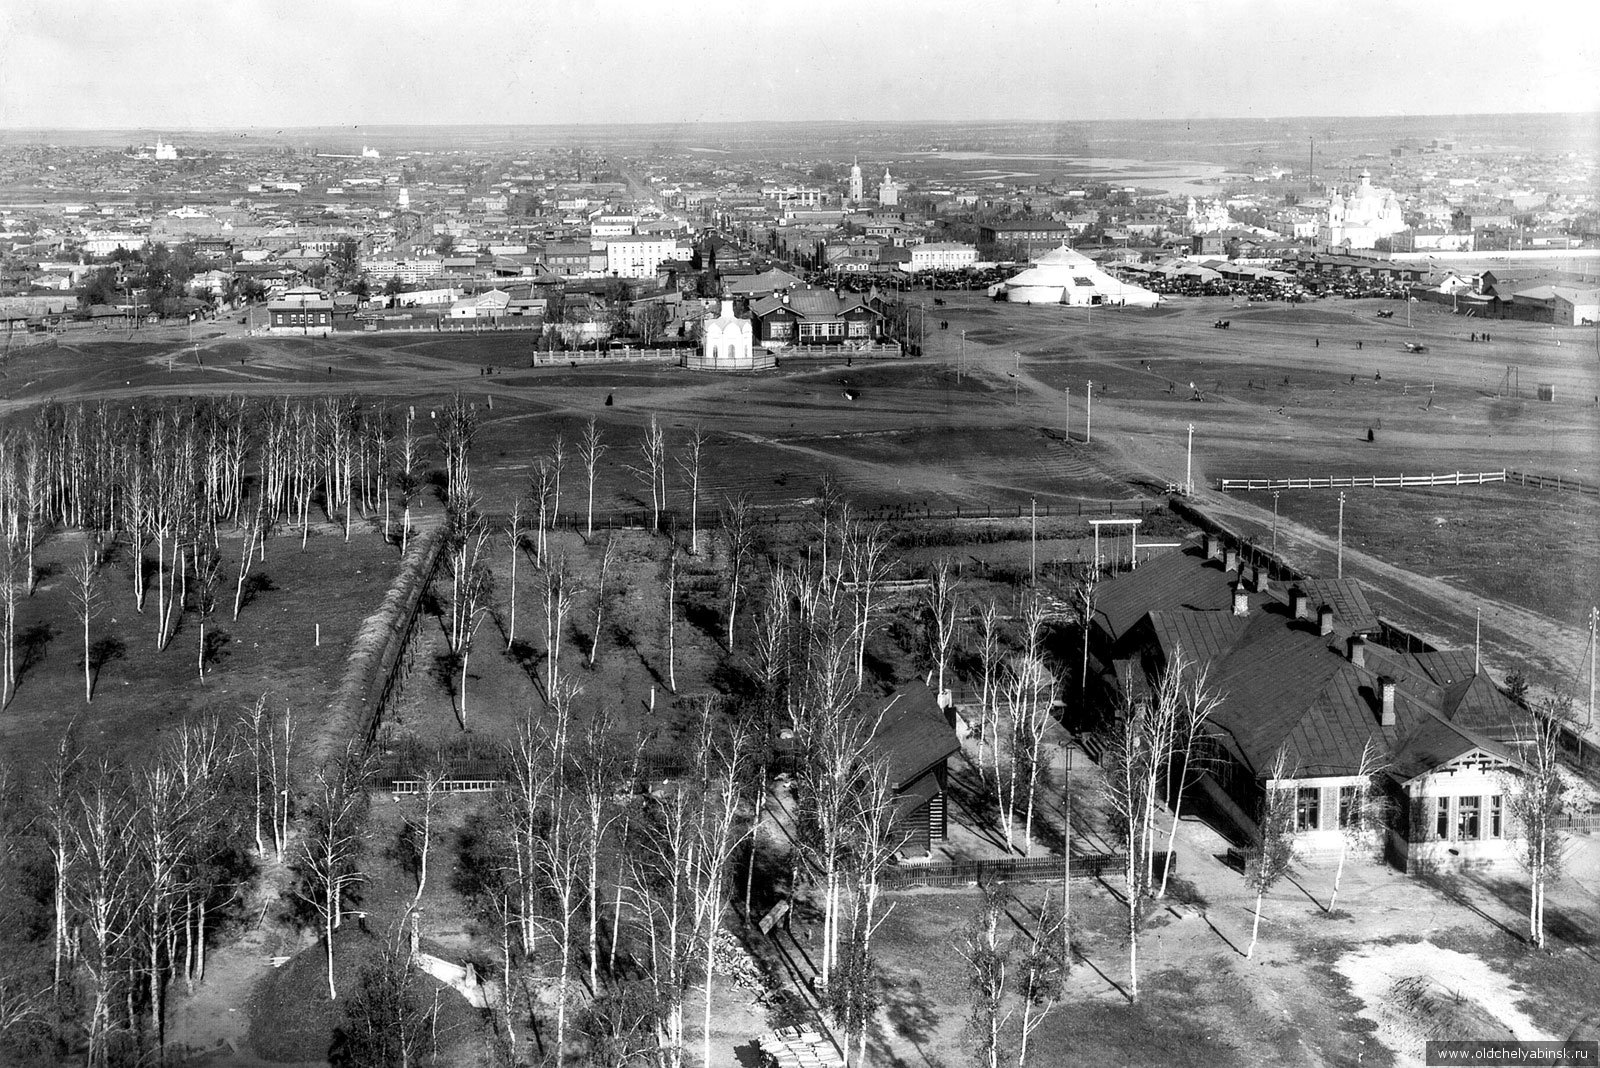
[865,681,961,856]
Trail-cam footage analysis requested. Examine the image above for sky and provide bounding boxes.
[2,0,1597,129]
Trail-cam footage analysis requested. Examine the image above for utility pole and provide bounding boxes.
[1588,606,1598,727]
[1271,490,1280,551]
[1030,497,1038,585]
[1185,423,1195,496]
[1085,380,1093,444]
[960,329,966,381]
[1474,607,1481,674]
[1062,741,1072,964]
[1064,385,1070,440]
[1336,491,1346,578]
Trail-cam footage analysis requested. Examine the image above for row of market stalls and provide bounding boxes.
[1115,258,1296,287]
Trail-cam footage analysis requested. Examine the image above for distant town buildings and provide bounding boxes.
[603,235,684,279]
[906,242,977,272]
[264,285,333,335]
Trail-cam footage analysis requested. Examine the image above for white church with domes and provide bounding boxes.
[1318,169,1405,250]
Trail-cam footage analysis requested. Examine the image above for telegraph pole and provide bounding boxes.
[1185,423,1195,496]
[1085,380,1093,444]
[1588,606,1598,727]
[1064,385,1070,440]
[1030,497,1038,585]
[1271,490,1280,551]
[1336,491,1346,578]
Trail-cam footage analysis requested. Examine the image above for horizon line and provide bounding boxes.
[3,109,1598,135]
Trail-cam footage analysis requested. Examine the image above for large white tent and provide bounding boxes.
[988,245,1162,307]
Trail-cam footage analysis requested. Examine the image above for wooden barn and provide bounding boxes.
[866,682,961,857]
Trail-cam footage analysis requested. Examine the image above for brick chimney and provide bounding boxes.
[1232,582,1249,617]
[1254,565,1271,595]
[1348,634,1367,668]
[1379,676,1397,726]
[1290,587,1310,620]
[1224,547,1240,573]
[1203,533,1220,560]
[1318,604,1335,636]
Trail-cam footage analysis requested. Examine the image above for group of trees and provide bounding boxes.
[74,243,244,318]
[1101,645,1222,998]
[442,697,760,1068]
[962,885,1068,1068]
[0,701,294,1066]
[0,393,459,704]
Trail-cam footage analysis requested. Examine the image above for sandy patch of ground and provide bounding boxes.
[1336,941,1553,1067]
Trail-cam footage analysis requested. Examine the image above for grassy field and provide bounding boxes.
[0,524,402,772]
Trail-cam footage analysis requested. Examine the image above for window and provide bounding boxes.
[768,321,792,339]
[1489,795,1503,838]
[1338,784,1362,829]
[1435,797,1450,840]
[848,320,871,338]
[1457,796,1481,841]
[1295,787,1321,832]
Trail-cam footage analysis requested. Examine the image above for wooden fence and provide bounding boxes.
[532,347,685,365]
[518,497,1163,534]
[1219,470,1507,492]
[879,851,1170,889]
[1506,470,1600,497]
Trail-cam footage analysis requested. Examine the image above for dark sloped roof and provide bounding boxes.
[866,681,959,791]
[1388,713,1519,783]
[1147,610,1248,669]
[1091,542,1240,645]
[1116,543,1523,783]
[724,267,801,295]
[1300,578,1378,635]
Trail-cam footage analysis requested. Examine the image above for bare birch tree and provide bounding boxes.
[1013,888,1067,1066]
[961,884,1013,1068]
[296,743,371,999]
[1244,749,1297,959]
[923,558,960,696]
[588,535,616,669]
[677,426,705,555]
[663,547,678,693]
[1509,696,1571,949]
[720,493,755,651]
[0,537,19,705]
[578,416,606,540]
[630,415,666,533]
[403,758,448,915]
[69,542,100,702]
[504,502,525,651]
[1327,740,1387,915]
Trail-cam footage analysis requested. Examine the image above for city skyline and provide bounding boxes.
[3,0,1598,131]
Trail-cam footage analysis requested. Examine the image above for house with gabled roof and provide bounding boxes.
[747,285,879,348]
[1089,535,1529,873]
[863,681,961,858]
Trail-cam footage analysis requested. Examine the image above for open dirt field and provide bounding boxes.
[10,291,1591,703]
